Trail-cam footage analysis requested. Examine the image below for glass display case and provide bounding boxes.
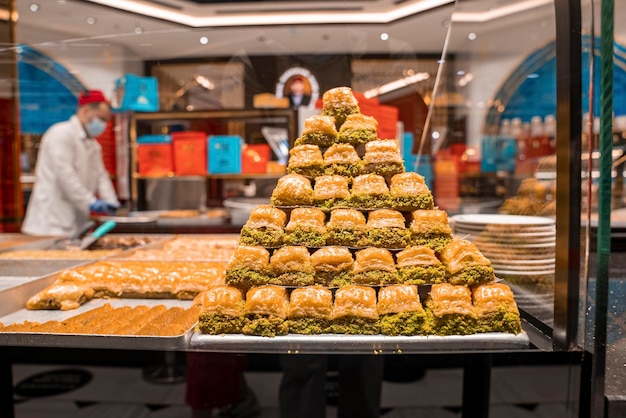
[1,0,624,417]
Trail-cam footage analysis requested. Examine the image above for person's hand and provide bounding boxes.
[89,199,118,215]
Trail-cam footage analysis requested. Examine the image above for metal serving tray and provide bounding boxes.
[0,298,195,351]
[190,331,529,354]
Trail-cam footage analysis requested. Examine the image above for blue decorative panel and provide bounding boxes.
[487,36,626,129]
[17,46,85,135]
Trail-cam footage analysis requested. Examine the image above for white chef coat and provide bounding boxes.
[22,115,119,237]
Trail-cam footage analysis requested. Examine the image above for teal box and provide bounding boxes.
[137,134,171,144]
[208,135,242,174]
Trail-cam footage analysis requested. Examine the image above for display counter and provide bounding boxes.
[0,230,590,417]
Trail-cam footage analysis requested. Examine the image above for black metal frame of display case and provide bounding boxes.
[0,0,602,417]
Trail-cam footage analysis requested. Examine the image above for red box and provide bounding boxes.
[172,131,207,176]
[137,144,174,176]
[242,144,271,173]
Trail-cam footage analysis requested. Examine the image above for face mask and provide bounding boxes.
[86,117,107,137]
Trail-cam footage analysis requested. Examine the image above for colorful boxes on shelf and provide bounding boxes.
[242,144,271,174]
[136,134,173,176]
[208,135,243,174]
[172,131,208,176]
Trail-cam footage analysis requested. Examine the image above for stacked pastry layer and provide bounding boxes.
[196,283,521,337]
[199,86,522,338]
[225,240,494,289]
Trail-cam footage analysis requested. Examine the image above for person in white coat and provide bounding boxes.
[22,90,120,237]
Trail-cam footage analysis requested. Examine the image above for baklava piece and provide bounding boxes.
[271,174,314,207]
[352,247,398,286]
[268,246,315,286]
[225,245,271,289]
[242,285,289,337]
[396,246,446,285]
[472,283,521,334]
[286,144,325,178]
[348,174,390,209]
[362,140,405,177]
[365,209,410,248]
[321,86,361,129]
[440,239,495,286]
[409,209,453,253]
[26,282,95,311]
[325,209,368,247]
[337,113,379,146]
[240,205,287,247]
[313,175,351,210]
[295,114,339,147]
[425,284,477,336]
[283,207,327,247]
[197,286,246,334]
[323,144,363,178]
[378,284,429,336]
[331,285,379,334]
[310,246,354,287]
[287,286,333,334]
[389,172,434,211]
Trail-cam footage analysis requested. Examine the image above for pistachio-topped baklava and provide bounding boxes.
[197,286,246,334]
[225,246,271,289]
[325,209,368,247]
[351,247,398,286]
[337,113,379,146]
[286,144,325,178]
[239,205,287,247]
[313,175,351,210]
[268,246,315,286]
[440,239,495,286]
[425,284,477,335]
[321,87,361,129]
[294,114,339,147]
[348,174,390,209]
[365,209,410,248]
[389,172,434,211]
[242,285,289,337]
[395,246,446,285]
[287,286,333,334]
[323,144,363,178]
[408,209,453,253]
[283,207,327,247]
[377,284,429,336]
[310,246,354,287]
[331,285,379,334]
[362,139,405,177]
[271,174,314,207]
[472,283,521,334]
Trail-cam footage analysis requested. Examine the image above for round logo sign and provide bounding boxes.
[275,67,319,110]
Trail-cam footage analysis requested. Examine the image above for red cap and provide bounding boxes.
[78,90,108,106]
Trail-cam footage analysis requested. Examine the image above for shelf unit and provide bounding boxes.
[128,109,297,210]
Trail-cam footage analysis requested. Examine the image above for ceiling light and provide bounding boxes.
[380,33,389,41]
[199,36,208,45]
[57,0,66,4]
[363,72,430,98]
[86,0,454,27]
[452,0,552,23]
[86,16,96,24]
[467,32,477,41]
[457,70,465,75]
[134,26,144,34]
[29,3,39,12]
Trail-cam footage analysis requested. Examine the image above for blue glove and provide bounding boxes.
[89,199,118,215]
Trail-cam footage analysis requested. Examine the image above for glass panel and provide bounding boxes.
[443,2,558,329]
[8,0,591,359]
